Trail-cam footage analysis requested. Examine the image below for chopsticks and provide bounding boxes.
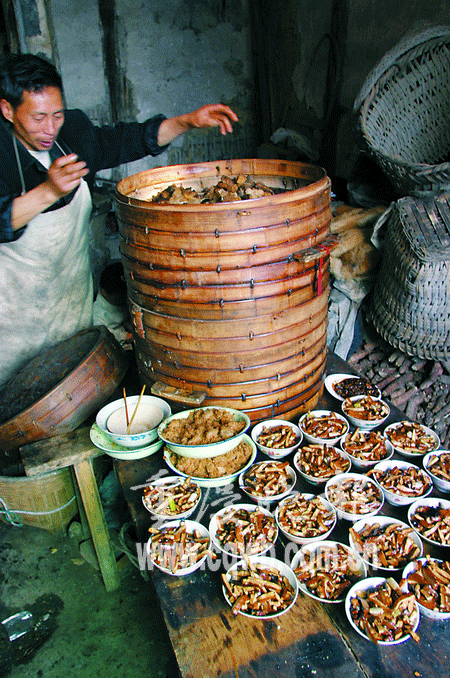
[126,383,146,434]
[123,387,130,428]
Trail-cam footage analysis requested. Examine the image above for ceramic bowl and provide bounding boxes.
[250,419,302,459]
[96,395,171,448]
[238,460,296,504]
[345,576,420,645]
[89,423,164,460]
[157,406,251,458]
[290,540,367,603]
[340,429,392,470]
[298,410,349,445]
[324,472,384,521]
[370,459,433,507]
[209,503,278,558]
[274,492,337,544]
[349,515,423,572]
[408,497,450,548]
[384,421,440,459]
[342,395,390,430]
[324,373,381,402]
[423,450,450,493]
[401,557,450,620]
[293,444,351,486]
[222,555,298,618]
[163,433,257,488]
[146,519,211,576]
[142,475,201,520]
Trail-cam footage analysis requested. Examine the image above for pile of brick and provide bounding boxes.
[348,339,450,449]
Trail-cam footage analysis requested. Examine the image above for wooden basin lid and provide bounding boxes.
[0,326,128,458]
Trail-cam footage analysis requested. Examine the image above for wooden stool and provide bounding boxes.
[20,427,121,592]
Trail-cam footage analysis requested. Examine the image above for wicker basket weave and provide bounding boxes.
[0,467,77,532]
[356,25,450,197]
[367,193,450,360]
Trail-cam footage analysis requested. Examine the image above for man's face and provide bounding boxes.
[0,85,64,152]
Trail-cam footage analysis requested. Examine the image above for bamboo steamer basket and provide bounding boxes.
[0,326,128,462]
[115,159,334,422]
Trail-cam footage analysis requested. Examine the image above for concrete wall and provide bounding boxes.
[52,0,255,183]
[1,0,450,184]
[0,0,256,183]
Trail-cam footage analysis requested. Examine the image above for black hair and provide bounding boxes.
[0,53,63,109]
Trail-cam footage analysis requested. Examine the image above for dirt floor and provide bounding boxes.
[0,517,176,678]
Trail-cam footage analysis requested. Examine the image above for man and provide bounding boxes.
[0,53,238,386]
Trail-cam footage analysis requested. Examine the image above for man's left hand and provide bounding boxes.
[184,104,239,135]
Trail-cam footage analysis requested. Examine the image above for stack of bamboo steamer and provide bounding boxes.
[115,159,334,423]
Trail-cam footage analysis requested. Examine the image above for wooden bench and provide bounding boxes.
[20,427,121,592]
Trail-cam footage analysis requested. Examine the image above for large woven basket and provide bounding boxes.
[367,193,450,360]
[356,25,450,197]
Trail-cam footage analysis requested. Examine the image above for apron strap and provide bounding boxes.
[12,135,26,196]
[12,136,72,197]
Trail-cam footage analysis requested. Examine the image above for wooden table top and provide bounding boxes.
[115,353,450,678]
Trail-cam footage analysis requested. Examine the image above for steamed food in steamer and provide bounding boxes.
[150,174,276,204]
[162,407,246,445]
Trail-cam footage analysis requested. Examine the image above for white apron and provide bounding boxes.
[0,178,93,386]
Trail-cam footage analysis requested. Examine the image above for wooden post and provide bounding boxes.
[73,458,121,592]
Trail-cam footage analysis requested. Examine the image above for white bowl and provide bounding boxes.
[298,409,349,445]
[423,450,450,493]
[89,423,164,459]
[401,557,450,620]
[163,433,257,487]
[349,515,423,572]
[238,460,296,504]
[408,497,450,548]
[324,373,381,402]
[342,395,390,430]
[325,472,384,521]
[384,421,440,459]
[345,576,420,645]
[290,540,367,603]
[142,475,201,520]
[157,406,251,458]
[293,444,351,486]
[275,492,337,544]
[96,395,171,448]
[340,429,392,470]
[222,555,298,618]
[146,519,211,576]
[107,404,163,435]
[370,459,433,507]
[209,503,278,558]
[250,419,302,459]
